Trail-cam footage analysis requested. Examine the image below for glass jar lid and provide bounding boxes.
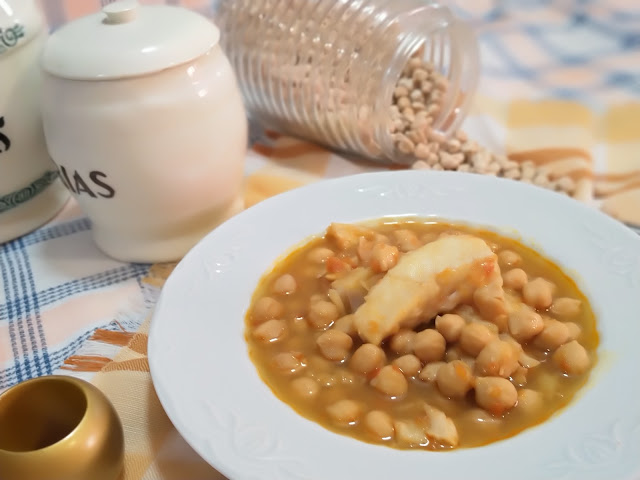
[41,0,220,80]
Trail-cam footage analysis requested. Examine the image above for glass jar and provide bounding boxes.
[215,0,479,165]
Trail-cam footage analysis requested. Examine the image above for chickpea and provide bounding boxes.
[418,361,445,383]
[327,289,346,316]
[364,410,395,439]
[291,316,309,334]
[445,346,463,362]
[309,293,325,304]
[486,241,500,253]
[316,372,338,388]
[533,318,570,351]
[374,233,391,245]
[357,237,375,263]
[436,360,474,399]
[522,278,555,309]
[537,370,560,397]
[338,370,358,386]
[370,243,399,273]
[499,333,523,353]
[413,329,446,363]
[272,274,297,295]
[459,323,497,357]
[553,340,590,375]
[475,339,519,378]
[308,246,334,264]
[511,365,528,387]
[508,305,544,342]
[307,355,332,372]
[498,249,522,267]
[516,389,543,415]
[350,343,386,375]
[550,297,581,317]
[475,376,518,416]
[252,319,287,343]
[272,352,306,375]
[327,399,362,425]
[503,268,528,290]
[392,354,422,377]
[455,304,483,323]
[462,408,502,428]
[389,330,417,355]
[252,297,284,324]
[477,319,500,334]
[518,349,541,368]
[371,365,408,398]
[473,284,508,331]
[565,322,581,341]
[291,377,319,399]
[393,229,421,252]
[308,300,340,329]
[333,314,356,336]
[435,314,465,343]
[316,330,353,361]
[301,264,323,278]
[460,355,476,371]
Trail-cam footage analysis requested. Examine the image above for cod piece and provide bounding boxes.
[353,234,506,345]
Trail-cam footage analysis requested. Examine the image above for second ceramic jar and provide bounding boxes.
[40,0,247,262]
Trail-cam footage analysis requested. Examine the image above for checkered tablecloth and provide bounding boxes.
[451,0,640,106]
[2,0,638,386]
[1,1,639,477]
[0,199,152,389]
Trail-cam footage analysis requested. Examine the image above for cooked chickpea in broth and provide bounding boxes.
[245,219,598,450]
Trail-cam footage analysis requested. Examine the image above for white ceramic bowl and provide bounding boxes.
[149,171,640,480]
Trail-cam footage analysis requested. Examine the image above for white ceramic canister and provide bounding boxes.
[0,0,69,243]
[40,1,247,263]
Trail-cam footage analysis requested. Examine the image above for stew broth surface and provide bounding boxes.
[245,219,598,450]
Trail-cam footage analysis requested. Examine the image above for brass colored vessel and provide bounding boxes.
[0,375,124,480]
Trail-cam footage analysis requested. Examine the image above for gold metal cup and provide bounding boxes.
[0,375,124,480]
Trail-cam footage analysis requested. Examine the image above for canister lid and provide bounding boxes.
[41,0,220,80]
[0,0,44,58]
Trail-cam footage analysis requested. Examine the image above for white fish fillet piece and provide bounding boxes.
[353,234,504,345]
[394,420,428,446]
[421,403,459,447]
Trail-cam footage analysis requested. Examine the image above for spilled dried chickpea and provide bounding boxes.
[390,56,579,197]
[246,219,598,450]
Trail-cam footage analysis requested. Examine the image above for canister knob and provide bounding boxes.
[103,0,138,25]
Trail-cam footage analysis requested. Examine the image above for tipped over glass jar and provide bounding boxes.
[215,0,479,165]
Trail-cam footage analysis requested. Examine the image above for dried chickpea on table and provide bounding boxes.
[390,56,577,196]
[246,220,598,450]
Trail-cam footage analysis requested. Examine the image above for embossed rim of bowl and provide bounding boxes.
[149,170,640,480]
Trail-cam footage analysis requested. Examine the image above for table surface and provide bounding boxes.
[2,1,640,479]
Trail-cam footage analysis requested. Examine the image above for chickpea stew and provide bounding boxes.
[245,219,598,450]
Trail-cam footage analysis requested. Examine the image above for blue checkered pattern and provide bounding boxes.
[39,0,640,106]
[0,329,92,388]
[448,0,640,105]
[0,216,149,389]
[2,0,635,393]
[20,217,91,246]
